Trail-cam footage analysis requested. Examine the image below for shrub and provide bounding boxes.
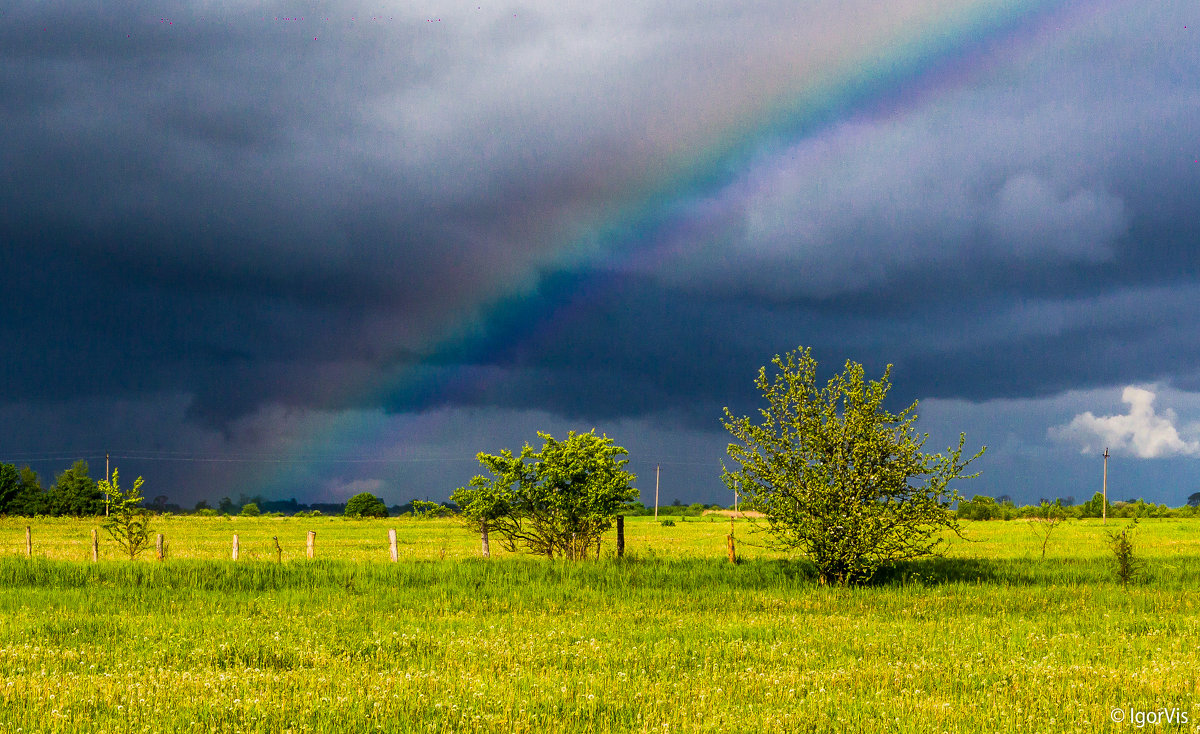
[723,346,984,585]
[99,469,151,560]
[239,502,261,517]
[411,500,449,518]
[957,495,1000,521]
[452,430,637,560]
[344,493,388,518]
[1107,521,1144,585]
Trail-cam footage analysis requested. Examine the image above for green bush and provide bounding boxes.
[957,495,1000,521]
[1107,521,1143,585]
[411,500,449,518]
[344,493,388,518]
[239,502,260,517]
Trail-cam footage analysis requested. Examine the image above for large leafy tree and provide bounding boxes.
[723,347,984,585]
[344,492,388,518]
[48,460,104,516]
[3,466,47,516]
[452,431,637,560]
[0,464,20,514]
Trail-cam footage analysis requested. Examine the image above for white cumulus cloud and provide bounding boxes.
[1050,386,1200,458]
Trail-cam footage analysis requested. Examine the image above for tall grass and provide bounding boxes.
[0,518,1195,732]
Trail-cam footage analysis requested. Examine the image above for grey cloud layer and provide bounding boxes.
[4,0,1200,504]
[647,4,1198,302]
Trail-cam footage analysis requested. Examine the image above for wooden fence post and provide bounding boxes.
[388,528,398,562]
[91,528,98,562]
[727,515,736,564]
[272,536,282,563]
[616,516,624,558]
[232,534,239,561]
[307,530,315,559]
[25,526,31,558]
[156,534,164,561]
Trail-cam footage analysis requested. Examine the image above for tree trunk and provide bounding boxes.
[480,520,491,558]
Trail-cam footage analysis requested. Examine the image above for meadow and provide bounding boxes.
[0,515,1197,732]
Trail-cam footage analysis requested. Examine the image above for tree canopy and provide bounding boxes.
[452,430,637,560]
[48,460,103,517]
[722,346,984,585]
[344,492,389,518]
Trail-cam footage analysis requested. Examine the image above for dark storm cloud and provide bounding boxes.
[4,0,1200,505]
[0,0,1019,418]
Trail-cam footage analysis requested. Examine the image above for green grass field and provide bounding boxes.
[0,516,1196,732]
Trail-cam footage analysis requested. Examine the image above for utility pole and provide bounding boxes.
[1102,447,1109,524]
[654,465,660,520]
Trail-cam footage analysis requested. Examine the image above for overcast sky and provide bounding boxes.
[3,0,1199,508]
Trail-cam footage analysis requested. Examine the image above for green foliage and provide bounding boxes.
[1,461,104,517]
[452,430,638,560]
[660,519,676,527]
[343,493,388,518]
[48,459,103,516]
[0,464,19,514]
[239,502,261,517]
[99,468,151,560]
[723,346,984,585]
[957,494,1001,521]
[410,500,449,519]
[0,465,47,516]
[1107,521,1143,585]
[193,508,218,517]
[1113,499,1172,519]
[1080,492,1113,518]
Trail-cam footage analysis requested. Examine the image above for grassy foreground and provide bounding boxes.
[0,517,1197,732]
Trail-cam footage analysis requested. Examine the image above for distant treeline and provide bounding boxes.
[0,460,104,517]
[956,492,1200,520]
[0,460,743,519]
[18,459,1193,522]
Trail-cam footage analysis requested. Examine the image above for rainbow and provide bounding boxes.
[249,0,1092,500]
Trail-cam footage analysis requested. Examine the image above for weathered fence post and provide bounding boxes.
[480,520,490,558]
[388,528,398,562]
[307,530,315,559]
[616,516,624,558]
[156,534,164,561]
[25,526,31,558]
[232,533,239,561]
[727,515,736,564]
[91,528,98,562]
[272,536,282,563]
